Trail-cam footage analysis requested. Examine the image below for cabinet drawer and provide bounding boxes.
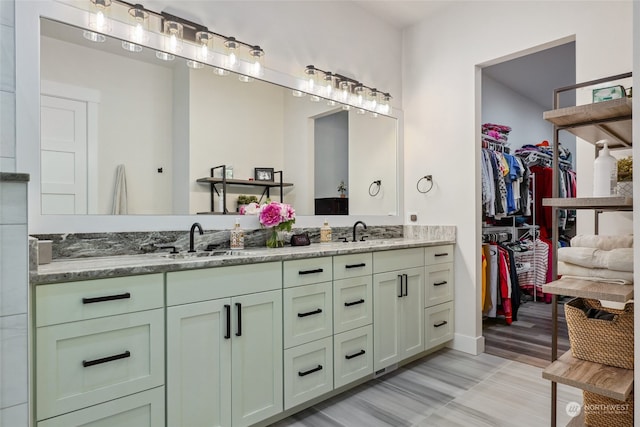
[35,274,163,327]
[425,263,454,308]
[424,301,454,350]
[334,325,373,389]
[284,282,333,348]
[36,309,164,420]
[333,276,372,334]
[333,253,373,280]
[373,248,423,273]
[283,257,332,288]
[37,386,165,427]
[284,337,333,410]
[425,245,454,265]
[166,262,281,306]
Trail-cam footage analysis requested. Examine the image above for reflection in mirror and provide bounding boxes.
[40,18,398,216]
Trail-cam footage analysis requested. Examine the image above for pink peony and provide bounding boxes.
[259,202,284,227]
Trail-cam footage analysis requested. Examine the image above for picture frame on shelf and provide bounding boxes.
[254,167,274,181]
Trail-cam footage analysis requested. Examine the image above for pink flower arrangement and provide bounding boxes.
[259,201,296,231]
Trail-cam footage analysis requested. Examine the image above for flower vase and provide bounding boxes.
[266,228,285,248]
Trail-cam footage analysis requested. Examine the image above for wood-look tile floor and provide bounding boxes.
[271,348,582,427]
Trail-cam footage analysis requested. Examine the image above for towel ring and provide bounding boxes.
[417,175,433,194]
[369,180,381,196]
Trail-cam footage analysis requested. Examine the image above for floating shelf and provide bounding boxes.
[543,278,633,303]
[196,177,294,188]
[543,351,633,402]
[542,196,633,210]
[543,97,632,148]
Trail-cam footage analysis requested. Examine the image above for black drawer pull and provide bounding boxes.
[298,365,323,377]
[344,299,365,307]
[82,292,131,304]
[345,263,366,269]
[403,274,408,296]
[434,321,448,328]
[298,268,324,275]
[434,253,449,257]
[397,275,403,298]
[82,350,130,367]
[224,304,231,339]
[434,281,448,286]
[235,303,242,337]
[298,308,322,318]
[345,349,366,360]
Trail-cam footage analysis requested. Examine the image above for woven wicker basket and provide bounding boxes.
[565,298,634,369]
[583,390,633,427]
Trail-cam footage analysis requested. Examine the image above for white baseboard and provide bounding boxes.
[449,333,485,355]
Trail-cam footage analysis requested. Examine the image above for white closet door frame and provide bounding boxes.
[41,80,100,214]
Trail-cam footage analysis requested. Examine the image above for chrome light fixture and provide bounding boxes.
[298,65,392,115]
[122,4,148,52]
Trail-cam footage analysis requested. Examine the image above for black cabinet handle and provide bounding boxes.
[298,365,323,377]
[82,292,131,304]
[82,350,130,367]
[345,349,366,360]
[397,275,403,298]
[344,299,365,307]
[345,263,366,269]
[235,302,242,337]
[403,274,408,296]
[298,308,322,318]
[434,253,449,257]
[298,268,323,275]
[434,321,448,328]
[224,304,231,339]
[434,281,448,286]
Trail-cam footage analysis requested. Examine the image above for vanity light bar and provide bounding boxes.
[303,65,392,115]
[86,0,264,69]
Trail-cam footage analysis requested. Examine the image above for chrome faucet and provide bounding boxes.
[352,221,367,242]
[189,222,204,252]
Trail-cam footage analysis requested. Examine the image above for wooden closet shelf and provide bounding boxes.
[542,196,633,210]
[543,350,633,401]
[543,278,633,302]
[543,97,632,148]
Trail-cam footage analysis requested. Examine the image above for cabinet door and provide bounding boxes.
[373,271,402,371]
[167,299,232,427]
[231,290,283,427]
[399,267,425,360]
[284,282,333,348]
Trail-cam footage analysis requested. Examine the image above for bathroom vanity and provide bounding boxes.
[31,238,455,427]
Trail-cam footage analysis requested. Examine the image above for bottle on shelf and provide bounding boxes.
[320,219,332,243]
[230,218,244,250]
[218,189,225,213]
[593,139,617,197]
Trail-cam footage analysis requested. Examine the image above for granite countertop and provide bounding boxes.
[32,237,455,284]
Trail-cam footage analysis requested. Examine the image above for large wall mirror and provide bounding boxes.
[39,18,398,217]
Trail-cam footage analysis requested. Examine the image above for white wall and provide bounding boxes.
[403,1,633,354]
[40,36,174,215]
[0,0,16,172]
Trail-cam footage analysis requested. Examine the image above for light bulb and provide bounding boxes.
[354,84,365,106]
[249,46,264,77]
[224,37,239,70]
[127,5,148,45]
[324,72,333,97]
[89,0,111,33]
[163,21,183,54]
[196,31,213,62]
[339,80,350,103]
[305,65,318,92]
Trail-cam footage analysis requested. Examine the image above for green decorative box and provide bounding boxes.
[592,85,626,102]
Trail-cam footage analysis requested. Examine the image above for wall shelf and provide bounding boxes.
[542,350,633,402]
[542,278,633,303]
[196,165,293,214]
[542,196,633,210]
[543,97,632,148]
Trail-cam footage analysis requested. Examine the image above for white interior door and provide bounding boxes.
[40,95,88,214]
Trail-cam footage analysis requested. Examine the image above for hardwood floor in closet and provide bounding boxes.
[483,298,571,368]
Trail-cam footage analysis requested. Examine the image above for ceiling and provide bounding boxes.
[353,0,453,30]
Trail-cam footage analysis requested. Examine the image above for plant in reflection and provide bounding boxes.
[259,201,296,248]
[337,180,347,197]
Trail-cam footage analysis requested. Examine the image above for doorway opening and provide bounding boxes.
[479,41,576,367]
